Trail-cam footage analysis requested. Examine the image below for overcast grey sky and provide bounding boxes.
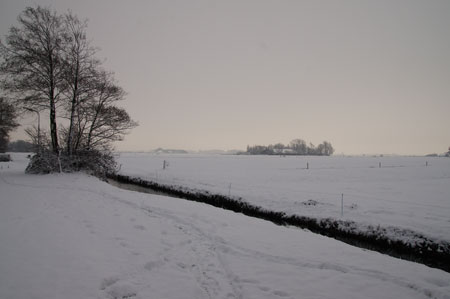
[1,0,449,155]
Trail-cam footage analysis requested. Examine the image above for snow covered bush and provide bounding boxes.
[0,153,11,162]
[26,150,117,177]
[25,151,60,174]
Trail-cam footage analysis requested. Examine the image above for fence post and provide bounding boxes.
[307,162,309,170]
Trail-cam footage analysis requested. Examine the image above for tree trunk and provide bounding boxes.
[49,57,59,153]
[67,66,79,156]
[49,97,59,153]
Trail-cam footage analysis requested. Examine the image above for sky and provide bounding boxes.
[1,0,449,155]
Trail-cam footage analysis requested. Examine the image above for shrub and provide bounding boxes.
[0,153,11,162]
[26,150,117,178]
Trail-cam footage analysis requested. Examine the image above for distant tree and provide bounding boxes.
[322,141,334,156]
[25,125,51,151]
[0,97,18,152]
[290,139,307,155]
[7,139,35,152]
[273,143,285,150]
[247,139,334,156]
[307,143,316,155]
[316,143,325,155]
[247,144,274,155]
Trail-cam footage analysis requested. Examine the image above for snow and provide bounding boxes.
[116,153,450,244]
[1,153,450,299]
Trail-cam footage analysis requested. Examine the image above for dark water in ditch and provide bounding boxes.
[107,178,181,198]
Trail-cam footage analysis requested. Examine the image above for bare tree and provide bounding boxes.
[1,6,138,174]
[87,105,137,150]
[24,125,51,151]
[83,71,137,150]
[0,97,19,152]
[58,14,136,153]
[0,7,65,153]
[61,12,99,155]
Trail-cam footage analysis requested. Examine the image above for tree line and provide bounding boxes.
[0,6,137,156]
[246,139,334,156]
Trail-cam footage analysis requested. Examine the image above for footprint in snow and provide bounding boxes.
[273,290,290,297]
[233,276,259,284]
[100,276,137,299]
[106,283,137,299]
[144,260,165,271]
[100,276,120,290]
[119,241,129,248]
[424,277,450,287]
[318,262,348,273]
[133,224,146,231]
[239,278,259,284]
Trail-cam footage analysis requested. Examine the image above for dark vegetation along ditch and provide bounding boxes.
[107,173,450,273]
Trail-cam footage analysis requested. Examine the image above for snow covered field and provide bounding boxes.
[116,153,450,243]
[1,153,450,299]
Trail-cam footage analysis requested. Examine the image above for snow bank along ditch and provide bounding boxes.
[107,173,450,273]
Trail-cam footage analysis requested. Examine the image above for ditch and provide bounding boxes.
[107,173,450,273]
